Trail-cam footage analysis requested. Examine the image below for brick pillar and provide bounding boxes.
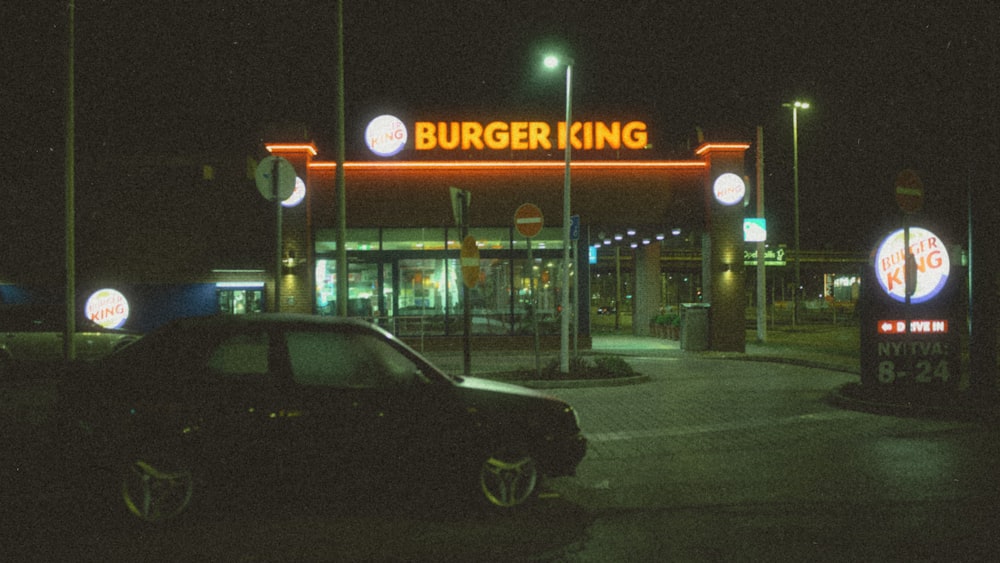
[264,143,316,314]
[696,142,750,353]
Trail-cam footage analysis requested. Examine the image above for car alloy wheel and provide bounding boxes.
[121,459,194,523]
[479,453,538,508]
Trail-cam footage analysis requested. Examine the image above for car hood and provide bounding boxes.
[452,375,552,400]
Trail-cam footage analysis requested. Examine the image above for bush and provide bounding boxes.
[653,314,678,326]
[591,355,636,378]
[537,354,637,380]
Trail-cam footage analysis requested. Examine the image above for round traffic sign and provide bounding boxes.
[894,169,924,214]
[460,235,480,288]
[255,156,296,202]
[514,203,544,238]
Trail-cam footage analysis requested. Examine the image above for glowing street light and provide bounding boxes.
[545,53,573,373]
[782,100,809,326]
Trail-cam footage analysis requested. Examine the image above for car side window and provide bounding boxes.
[286,330,418,389]
[206,331,269,380]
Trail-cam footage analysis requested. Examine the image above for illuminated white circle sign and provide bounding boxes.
[874,227,950,304]
[365,115,407,157]
[713,173,746,205]
[281,176,306,207]
[85,288,130,329]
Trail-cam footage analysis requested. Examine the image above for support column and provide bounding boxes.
[696,142,751,353]
[264,142,317,314]
[633,242,661,336]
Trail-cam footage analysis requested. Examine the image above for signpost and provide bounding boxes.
[860,170,960,393]
[255,156,296,311]
[451,188,474,375]
[515,203,543,375]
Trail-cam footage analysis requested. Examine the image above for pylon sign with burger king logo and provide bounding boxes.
[859,170,962,393]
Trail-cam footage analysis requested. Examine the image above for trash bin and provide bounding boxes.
[680,303,710,351]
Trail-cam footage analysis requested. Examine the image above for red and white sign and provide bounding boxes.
[365,115,408,157]
[86,288,130,329]
[874,226,950,304]
[514,203,544,238]
[878,319,949,334]
[712,173,746,206]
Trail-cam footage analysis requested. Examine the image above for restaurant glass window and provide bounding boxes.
[383,228,446,251]
[514,255,562,335]
[315,259,380,320]
[447,227,511,251]
[444,256,515,335]
[511,226,565,251]
[315,228,380,253]
[217,287,264,315]
[395,258,448,335]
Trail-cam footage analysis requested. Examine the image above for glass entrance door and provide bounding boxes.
[217,289,263,315]
[315,259,382,321]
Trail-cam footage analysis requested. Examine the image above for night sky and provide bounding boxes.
[5,1,998,283]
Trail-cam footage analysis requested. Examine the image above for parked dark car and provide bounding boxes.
[57,314,586,523]
[0,305,138,374]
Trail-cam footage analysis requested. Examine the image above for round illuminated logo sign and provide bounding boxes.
[365,115,407,157]
[85,288,130,329]
[713,173,746,205]
[281,176,306,208]
[874,227,950,304]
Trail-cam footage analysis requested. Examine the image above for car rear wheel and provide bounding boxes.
[478,451,538,508]
[120,455,194,523]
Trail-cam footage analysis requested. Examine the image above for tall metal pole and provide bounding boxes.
[461,192,472,376]
[273,160,283,311]
[64,0,76,361]
[756,126,766,342]
[559,63,573,373]
[335,0,348,316]
[792,105,801,327]
[614,245,621,331]
[529,238,540,377]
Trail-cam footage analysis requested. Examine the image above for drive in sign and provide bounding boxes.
[861,224,960,392]
[874,226,950,304]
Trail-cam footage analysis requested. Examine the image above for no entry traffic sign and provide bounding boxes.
[514,203,543,238]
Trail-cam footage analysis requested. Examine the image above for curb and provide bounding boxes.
[829,383,1000,423]
[515,374,652,390]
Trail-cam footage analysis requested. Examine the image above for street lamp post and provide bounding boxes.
[545,55,573,373]
[783,100,809,327]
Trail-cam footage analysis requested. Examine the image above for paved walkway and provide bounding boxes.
[423,333,861,379]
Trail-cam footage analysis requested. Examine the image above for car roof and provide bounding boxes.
[167,313,386,333]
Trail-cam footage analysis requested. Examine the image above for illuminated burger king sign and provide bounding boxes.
[365,115,408,157]
[365,116,648,156]
[874,227,950,304]
[85,288,130,329]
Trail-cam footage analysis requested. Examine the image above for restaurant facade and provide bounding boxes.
[260,115,751,352]
[3,115,762,353]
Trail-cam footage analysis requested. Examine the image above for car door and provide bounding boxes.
[165,328,292,483]
[121,326,286,479]
[277,327,466,486]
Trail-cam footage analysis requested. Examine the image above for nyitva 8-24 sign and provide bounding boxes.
[860,225,960,392]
